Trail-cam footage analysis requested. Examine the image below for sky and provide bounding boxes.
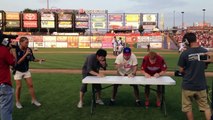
[1,0,213,29]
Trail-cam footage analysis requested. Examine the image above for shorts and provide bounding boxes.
[14,70,31,80]
[182,89,210,112]
[80,84,102,93]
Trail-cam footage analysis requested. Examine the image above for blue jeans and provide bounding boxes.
[0,84,14,120]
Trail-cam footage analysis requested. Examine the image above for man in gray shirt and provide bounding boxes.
[77,49,107,108]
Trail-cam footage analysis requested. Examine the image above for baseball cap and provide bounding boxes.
[123,47,131,56]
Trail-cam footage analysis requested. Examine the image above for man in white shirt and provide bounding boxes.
[109,47,141,106]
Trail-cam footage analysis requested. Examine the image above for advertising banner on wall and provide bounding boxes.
[67,36,78,48]
[23,21,37,28]
[41,21,55,28]
[43,36,56,42]
[78,36,90,48]
[149,36,163,43]
[34,42,44,48]
[125,14,140,29]
[91,14,107,29]
[6,12,19,20]
[91,36,102,48]
[58,21,72,28]
[91,43,102,48]
[23,13,37,20]
[102,36,113,48]
[6,21,20,27]
[56,36,67,42]
[32,36,43,42]
[44,42,57,48]
[56,42,67,48]
[125,36,138,44]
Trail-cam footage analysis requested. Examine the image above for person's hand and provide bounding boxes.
[39,59,45,64]
[144,73,151,78]
[97,73,105,77]
[25,48,31,55]
[128,73,134,78]
[153,73,160,78]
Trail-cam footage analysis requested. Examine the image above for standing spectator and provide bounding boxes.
[109,47,141,106]
[14,37,44,109]
[178,33,211,120]
[0,35,16,120]
[141,51,167,107]
[77,49,107,108]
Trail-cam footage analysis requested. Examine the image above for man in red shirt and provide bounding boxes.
[141,51,167,108]
[0,42,15,120]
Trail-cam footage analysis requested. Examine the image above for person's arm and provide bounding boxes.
[203,52,213,62]
[17,48,31,64]
[89,70,104,77]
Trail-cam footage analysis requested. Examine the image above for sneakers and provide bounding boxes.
[96,99,104,105]
[135,100,141,106]
[156,101,161,107]
[145,100,150,107]
[77,101,83,108]
[31,100,41,107]
[109,100,115,106]
[16,102,23,109]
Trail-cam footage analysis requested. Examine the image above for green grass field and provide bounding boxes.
[12,48,213,120]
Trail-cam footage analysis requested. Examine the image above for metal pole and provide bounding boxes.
[181,12,184,32]
[173,10,175,27]
[202,9,206,31]
[47,0,49,9]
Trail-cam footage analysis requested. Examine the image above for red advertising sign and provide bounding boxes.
[109,14,123,21]
[23,21,37,28]
[23,13,37,20]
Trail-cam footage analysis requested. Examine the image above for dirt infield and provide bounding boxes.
[30,69,213,77]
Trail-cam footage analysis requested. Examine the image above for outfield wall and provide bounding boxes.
[13,35,163,48]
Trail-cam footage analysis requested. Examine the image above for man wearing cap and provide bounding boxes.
[109,47,141,106]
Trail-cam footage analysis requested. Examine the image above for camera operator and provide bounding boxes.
[177,33,211,120]
[0,31,16,120]
[13,37,45,109]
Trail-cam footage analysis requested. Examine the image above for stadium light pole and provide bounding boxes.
[47,0,49,9]
[181,11,184,32]
[173,10,176,27]
[202,8,206,31]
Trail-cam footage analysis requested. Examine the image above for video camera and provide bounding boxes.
[0,31,18,47]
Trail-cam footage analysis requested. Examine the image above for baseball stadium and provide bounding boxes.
[1,7,213,120]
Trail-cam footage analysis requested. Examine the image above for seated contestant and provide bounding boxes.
[141,51,167,107]
[109,47,141,106]
[77,49,107,108]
